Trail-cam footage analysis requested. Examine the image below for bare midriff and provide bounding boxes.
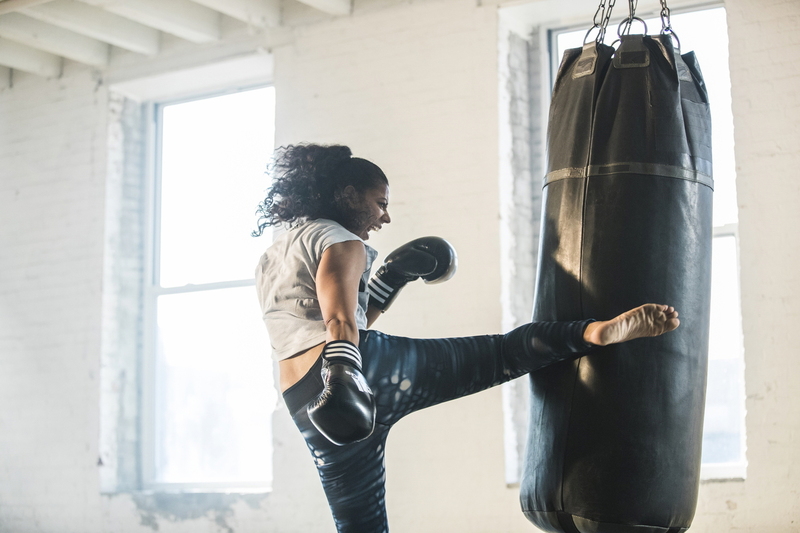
[278,342,325,392]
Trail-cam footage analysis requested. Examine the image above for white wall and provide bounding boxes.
[0,0,798,531]
[0,65,109,532]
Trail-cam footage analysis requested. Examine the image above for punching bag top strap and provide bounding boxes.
[613,35,650,69]
[573,43,600,79]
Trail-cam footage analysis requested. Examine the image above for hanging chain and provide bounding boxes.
[617,0,647,35]
[591,0,606,29]
[628,0,639,21]
[658,0,681,49]
[598,0,617,43]
[585,0,617,44]
[660,0,673,33]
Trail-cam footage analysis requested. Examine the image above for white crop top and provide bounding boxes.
[255,218,378,361]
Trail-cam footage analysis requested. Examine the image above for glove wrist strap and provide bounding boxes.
[367,267,407,311]
[322,340,362,370]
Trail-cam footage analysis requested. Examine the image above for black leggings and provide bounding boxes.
[283,320,595,533]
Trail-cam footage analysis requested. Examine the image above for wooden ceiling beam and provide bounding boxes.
[294,0,350,16]
[187,0,279,27]
[78,0,221,43]
[0,0,55,16]
[0,12,109,66]
[0,37,61,76]
[22,0,159,56]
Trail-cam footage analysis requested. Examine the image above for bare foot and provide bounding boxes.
[583,304,680,346]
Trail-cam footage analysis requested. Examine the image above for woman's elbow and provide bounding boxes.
[324,315,360,339]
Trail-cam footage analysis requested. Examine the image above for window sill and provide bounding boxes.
[139,483,272,494]
[700,461,747,482]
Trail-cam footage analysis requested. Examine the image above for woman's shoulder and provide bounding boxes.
[266,219,377,270]
[300,218,361,244]
[302,219,378,264]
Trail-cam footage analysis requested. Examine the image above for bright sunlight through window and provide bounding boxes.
[146,87,277,490]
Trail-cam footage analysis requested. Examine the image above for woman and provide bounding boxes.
[254,143,679,533]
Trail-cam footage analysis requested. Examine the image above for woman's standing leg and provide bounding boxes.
[285,357,393,533]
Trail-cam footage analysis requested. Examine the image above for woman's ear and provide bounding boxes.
[341,185,361,207]
[342,185,357,199]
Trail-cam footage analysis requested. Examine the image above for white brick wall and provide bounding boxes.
[0,66,108,532]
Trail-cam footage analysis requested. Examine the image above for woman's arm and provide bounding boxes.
[317,240,367,345]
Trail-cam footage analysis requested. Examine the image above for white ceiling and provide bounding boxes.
[0,0,349,78]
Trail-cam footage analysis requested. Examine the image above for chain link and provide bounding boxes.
[628,0,638,20]
[619,0,637,35]
[660,0,673,33]
[585,0,617,44]
[591,0,606,28]
[598,0,617,43]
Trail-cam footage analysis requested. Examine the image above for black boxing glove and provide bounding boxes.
[367,236,457,312]
[307,340,376,446]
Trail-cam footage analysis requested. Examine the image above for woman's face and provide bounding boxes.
[349,183,391,241]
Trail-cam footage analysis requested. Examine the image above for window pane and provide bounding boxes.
[667,9,737,227]
[553,8,737,226]
[702,235,745,465]
[159,87,275,287]
[155,287,275,484]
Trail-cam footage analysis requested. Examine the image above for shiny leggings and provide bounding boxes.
[283,320,595,533]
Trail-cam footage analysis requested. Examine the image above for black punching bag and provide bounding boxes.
[519,33,713,533]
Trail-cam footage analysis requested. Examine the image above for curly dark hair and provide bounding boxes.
[252,144,388,237]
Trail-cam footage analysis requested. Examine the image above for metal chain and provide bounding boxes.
[628,0,638,20]
[660,0,673,33]
[618,0,647,36]
[591,0,606,29]
[619,0,637,35]
[659,0,680,49]
[598,0,617,43]
[585,0,617,44]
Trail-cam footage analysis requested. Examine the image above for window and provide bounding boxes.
[551,6,746,479]
[143,87,277,490]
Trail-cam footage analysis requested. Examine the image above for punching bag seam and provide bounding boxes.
[544,165,713,190]
[554,44,600,510]
[554,54,598,507]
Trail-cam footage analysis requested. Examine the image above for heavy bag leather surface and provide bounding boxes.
[520,35,713,533]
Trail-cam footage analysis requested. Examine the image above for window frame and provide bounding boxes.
[140,86,274,492]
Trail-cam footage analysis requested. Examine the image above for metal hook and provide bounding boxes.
[618,16,647,37]
[661,26,681,51]
[584,25,603,45]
